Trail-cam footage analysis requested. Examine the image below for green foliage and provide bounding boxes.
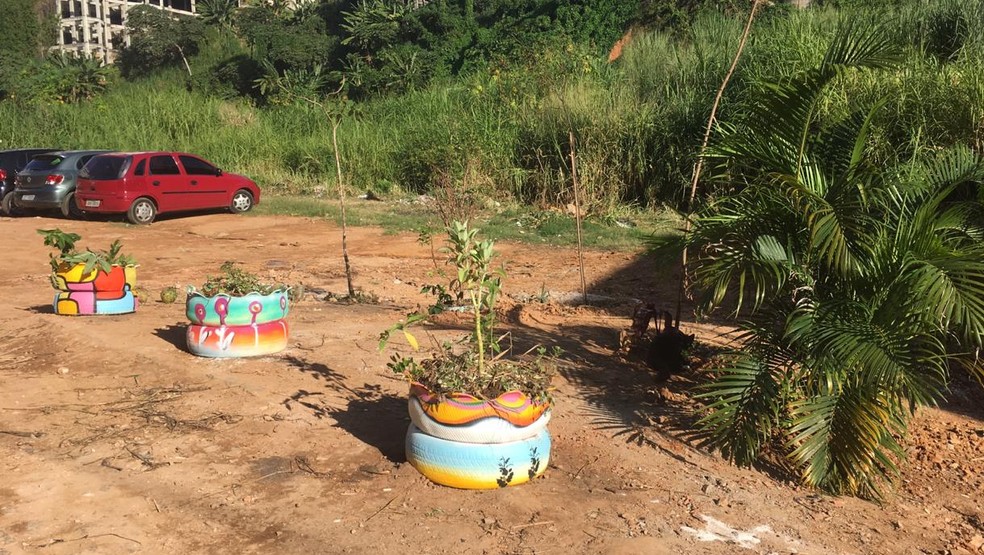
[197,0,240,27]
[235,5,339,76]
[0,0,49,88]
[196,261,285,296]
[380,221,556,398]
[682,21,984,499]
[117,5,206,78]
[8,54,115,104]
[3,0,984,212]
[38,228,136,274]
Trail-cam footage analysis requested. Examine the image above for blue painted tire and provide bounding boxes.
[405,424,550,489]
[186,290,289,327]
[408,396,551,444]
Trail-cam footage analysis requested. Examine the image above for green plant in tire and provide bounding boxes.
[379,221,557,400]
[38,228,136,274]
[194,261,287,296]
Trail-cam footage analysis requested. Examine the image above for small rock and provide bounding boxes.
[57,367,69,375]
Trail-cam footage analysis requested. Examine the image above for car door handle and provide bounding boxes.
[191,180,197,185]
[152,180,160,186]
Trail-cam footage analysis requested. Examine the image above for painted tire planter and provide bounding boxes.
[406,424,551,489]
[405,383,553,488]
[186,320,289,358]
[409,383,550,427]
[409,396,552,444]
[185,290,290,358]
[186,291,289,326]
[52,264,138,315]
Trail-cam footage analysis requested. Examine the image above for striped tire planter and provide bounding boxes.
[409,395,551,444]
[405,424,551,489]
[186,320,289,358]
[52,264,138,315]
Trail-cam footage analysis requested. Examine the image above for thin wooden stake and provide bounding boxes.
[332,120,355,298]
[569,131,588,305]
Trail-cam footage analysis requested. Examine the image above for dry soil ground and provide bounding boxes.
[0,210,982,555]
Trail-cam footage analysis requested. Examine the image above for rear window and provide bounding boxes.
[81,155,130,180]
[24,155,65,171]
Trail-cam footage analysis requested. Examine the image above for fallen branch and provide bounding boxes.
[363,497,397,524]
[0,429,43,438]
[37,532,141,548]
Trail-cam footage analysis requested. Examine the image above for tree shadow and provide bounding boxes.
[153,324,188,352]
[282,355,407,463]
[939,370,984,421]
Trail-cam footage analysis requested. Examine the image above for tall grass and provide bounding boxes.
[1,0,981,210]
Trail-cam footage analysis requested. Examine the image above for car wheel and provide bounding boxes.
[127,198,157,225]
[230,189,254,213]
[1,193,18,216]
[61,192,84,219]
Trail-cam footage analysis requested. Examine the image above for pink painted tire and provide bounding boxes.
[186,320,288,358]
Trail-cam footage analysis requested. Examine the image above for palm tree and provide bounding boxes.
[683,20,984,498]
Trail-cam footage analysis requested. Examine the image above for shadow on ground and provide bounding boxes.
[283,355,407,463]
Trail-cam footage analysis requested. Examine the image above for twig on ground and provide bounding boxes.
[294,456,330,477]
[125,446,167,469]
[0,430,43,438]
[363,497,398,523]
[511,521,554,530]
[36,533,141,548]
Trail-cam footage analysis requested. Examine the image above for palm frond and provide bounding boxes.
[787,379,907,500]
[697,354,788,466]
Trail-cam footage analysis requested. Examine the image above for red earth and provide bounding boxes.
[0,211,981,554]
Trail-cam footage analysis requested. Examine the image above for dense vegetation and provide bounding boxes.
[0,0,980,213]
[3,0,984,498]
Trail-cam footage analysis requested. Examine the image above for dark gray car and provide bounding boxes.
[0,148,61,215]
[12,150,112,218]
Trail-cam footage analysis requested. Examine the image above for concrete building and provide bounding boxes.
[54,0,197,62]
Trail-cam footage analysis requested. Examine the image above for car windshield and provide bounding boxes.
[81,155,130,180]
[24,155,65,171]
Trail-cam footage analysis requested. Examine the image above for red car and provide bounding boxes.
[75,152,261,224]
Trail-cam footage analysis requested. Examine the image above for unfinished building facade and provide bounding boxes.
[54,0,197,62]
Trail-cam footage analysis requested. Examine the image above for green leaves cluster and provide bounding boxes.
[196,261,285,296]
[683,21,984,499]
[380,221,555,398]
[38,228,136,274]
[117,5,205,78]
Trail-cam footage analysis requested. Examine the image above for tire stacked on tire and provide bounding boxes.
[404,383,552,489]
[52,263,137,315]
[185,290,289,358]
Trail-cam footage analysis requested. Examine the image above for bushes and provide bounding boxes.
[1,0,982,212]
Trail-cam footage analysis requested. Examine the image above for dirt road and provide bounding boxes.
[0,212,980,554]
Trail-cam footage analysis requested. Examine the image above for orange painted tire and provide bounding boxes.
[186,320,288,358]
[409,396,551,444]
[409,383,550,427]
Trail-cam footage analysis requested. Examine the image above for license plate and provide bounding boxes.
[84,200,101,208]
[21,195,34,201]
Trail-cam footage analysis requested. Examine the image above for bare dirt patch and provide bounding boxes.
[0,212,981,554]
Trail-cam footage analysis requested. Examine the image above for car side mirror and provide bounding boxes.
[215,168,223,176]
